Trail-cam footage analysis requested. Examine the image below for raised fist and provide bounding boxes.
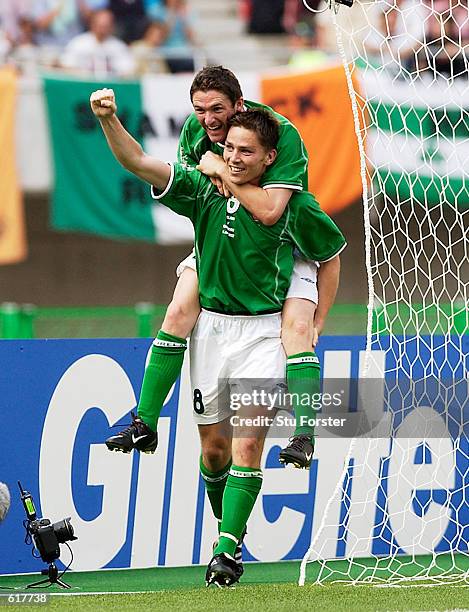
[90,88,117,118]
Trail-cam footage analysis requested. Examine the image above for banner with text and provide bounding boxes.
[0,336,467,575]
[0,68,27,265]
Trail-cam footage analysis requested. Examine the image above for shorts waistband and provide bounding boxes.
[201,308,281,320]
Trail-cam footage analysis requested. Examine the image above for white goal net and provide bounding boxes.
[301,0,469,585]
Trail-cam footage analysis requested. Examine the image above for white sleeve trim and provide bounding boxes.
[319,241,347,262]
[262,183,303,191]
[150,162,174,200]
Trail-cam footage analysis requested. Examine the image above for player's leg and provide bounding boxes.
[190,311,234,529]
[207,314,285,586]
[106,254,200,453]
[189,310,248,585]
[279,259,320,468]
[136,265,200,429]
[207,414,269,587]
[198,419,232,528]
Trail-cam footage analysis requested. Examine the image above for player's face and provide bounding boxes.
[191,90,244,143]
[223,126,277,185]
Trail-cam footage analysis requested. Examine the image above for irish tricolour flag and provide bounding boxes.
[44,73,260,244]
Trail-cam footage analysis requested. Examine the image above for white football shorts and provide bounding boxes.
[190,310,286,425]
[176,250,318,304]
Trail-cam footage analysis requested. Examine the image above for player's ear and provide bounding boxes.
[265,148,277,166]
[234,97,244,112]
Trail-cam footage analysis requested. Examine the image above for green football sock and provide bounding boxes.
[199,456,231,524]
[287,352,321,438]
[214,466,263,557]
[137,329,187,431]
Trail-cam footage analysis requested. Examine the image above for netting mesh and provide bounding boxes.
[301,0,469,585]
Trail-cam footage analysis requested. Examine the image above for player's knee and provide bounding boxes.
[202,439,231,472]
[162,299,194,338]
[282,317,314,355]
[282,318,313,343]
[235,438,263,466]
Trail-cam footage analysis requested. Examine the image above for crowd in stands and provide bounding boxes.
[1,0,467,79]
[362,0,469,78]
[241,0,469,79]
[0,0,197,75]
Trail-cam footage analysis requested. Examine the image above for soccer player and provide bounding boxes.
[103,66,337,470]
[91,89,345,585]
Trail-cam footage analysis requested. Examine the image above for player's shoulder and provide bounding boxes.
[290,189,321,211]
[181,112,207,145]
[176,162,217,192]
[179,113,210,161]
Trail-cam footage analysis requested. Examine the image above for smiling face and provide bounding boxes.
[191,90,244,143]
[223,126,277,186]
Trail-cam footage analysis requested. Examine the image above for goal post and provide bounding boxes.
[300,0,469,585]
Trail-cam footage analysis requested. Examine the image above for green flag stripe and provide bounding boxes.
[44,76,156,242]
[368,101,469,141]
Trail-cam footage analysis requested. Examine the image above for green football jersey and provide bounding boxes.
[152,164,345,315]
[178,100,309,191]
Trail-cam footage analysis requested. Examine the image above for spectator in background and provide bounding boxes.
[449,0,469,76]
[0,29,12,64]
[33,0,107,48]
[0,0,35,46]
[130,19,169,74]
[61,9,136,76]
[9,16,39,75]
[108,0,148,43]
[421,0,468,78]
[151,0,196,73]
[248,0,285,34]
[288,21,327,69]
[283,0,319,35]
[362,0,426,76]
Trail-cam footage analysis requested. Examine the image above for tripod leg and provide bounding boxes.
[26,578,51,588]
[55,579,71,589]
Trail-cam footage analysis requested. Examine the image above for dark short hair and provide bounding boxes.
[190,66,243,106]
[228,109,280,151]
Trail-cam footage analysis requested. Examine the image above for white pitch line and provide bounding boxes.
[46,590,166,597]
[374,583,469,589]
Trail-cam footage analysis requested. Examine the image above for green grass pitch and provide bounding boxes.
[1,560,468,611]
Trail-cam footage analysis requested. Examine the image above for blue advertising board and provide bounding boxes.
[0,336,467,575]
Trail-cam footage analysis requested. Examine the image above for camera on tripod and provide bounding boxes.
[26,516,76,563]
[18,482,77,588]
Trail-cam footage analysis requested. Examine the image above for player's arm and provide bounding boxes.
[314,256,341,337]
[288,194,346,340]
[218,171,292,226]
[196,152,291,225]
[90,88,170,191]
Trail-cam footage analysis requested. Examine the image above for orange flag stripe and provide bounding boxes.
[261,66,364,215]
[0,67,27,265]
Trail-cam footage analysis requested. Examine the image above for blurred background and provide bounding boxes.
[0,0,466,339]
